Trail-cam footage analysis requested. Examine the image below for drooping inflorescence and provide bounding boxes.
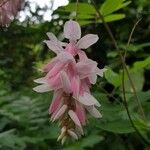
[33,20,106,144]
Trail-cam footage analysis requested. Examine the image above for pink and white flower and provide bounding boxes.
[33,20,106,144]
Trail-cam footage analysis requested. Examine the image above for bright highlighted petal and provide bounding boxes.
[77,34,99,49]
[78,92,101,107]
[44,40,64,54]
[64,20,81,40]
[68,110,82,127]
[86,106,102,118]
[33,84,52,93]
[60,71,72,93]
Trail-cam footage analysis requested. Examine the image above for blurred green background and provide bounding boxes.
[0,0,150,149]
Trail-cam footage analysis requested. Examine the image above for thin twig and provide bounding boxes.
[91,0,145,120]
[76,0,79,21]
[124,18,142,59]
[122,65,150,145]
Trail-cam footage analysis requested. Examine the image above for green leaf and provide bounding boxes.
[103,14,125,22]
[132,56,150,72]
[57,3,96,15]
[94,93,135,133]
[63,134,103,150]
[104,68,122,87]
[124,71,144,92]
[100,0,131,16]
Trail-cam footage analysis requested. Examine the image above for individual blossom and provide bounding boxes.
[0,0,24,26]
[33,20,106,144]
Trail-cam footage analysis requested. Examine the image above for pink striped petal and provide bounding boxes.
[34,77,46,84]
[43,58,58,73]
[49,90,63,114]
[60,71,72,93]
[75,103,86,125]
[71,75,80,97]
[46,62,64,78]
[52,105,67,122]
[68,110,81,127]
[77,34,99,49]
[64,20,81,40]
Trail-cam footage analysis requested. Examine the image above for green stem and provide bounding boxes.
[90,0,145,120]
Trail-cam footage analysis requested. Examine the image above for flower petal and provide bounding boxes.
[71,75,80,98]
[46,32,57,41]
[52,104,67,122]
[64,20,81,40]
[67,130,78,140]
[77,34,99,49]
[47,32,67,47]
[60,71,72,93]
[75,103,86,125]
[68,110,81,127]
[49,90,63,114]
[34,77,46,84]
[44,40,64,54]
[77,92,100,107]
[96,68,107,77]
[33,84,52,93]
[86,106,102,118]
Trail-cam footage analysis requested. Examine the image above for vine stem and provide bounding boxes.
[76,0,79,21]
[90,0,145,120]
[90,0,149,145]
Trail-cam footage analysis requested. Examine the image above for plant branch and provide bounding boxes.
[90,0,145,120]
[76,0,79,21]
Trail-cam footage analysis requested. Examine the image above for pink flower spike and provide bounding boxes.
[64,20,81,40]
[68,110,82,127]
[76,34,99,49]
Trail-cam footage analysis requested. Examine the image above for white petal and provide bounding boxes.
[52,105,67,122]
[61,136,67,145]
[96,68,107,77]
[86,106,102,118]
[34,77,46,83]
[67,130,78,140]
[60,71,72,93]
[47,32,67,47]
[68,110,81,127]
[57,126,67,141]
[33,84,52,93]
[46,32,57,41]
[78,92,101,107]
[88,74,97,84]
[44,40,64,54]
[64,20,81,40]
[77,34,99,49]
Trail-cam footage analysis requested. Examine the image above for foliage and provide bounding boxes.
[0,0,150,149]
